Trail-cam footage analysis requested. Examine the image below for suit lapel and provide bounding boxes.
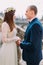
[25,18,38,37]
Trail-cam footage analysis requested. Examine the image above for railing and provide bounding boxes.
[16,25,25,40]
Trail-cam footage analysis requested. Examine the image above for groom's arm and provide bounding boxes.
[20,41,32,50]
[20,24,41,50]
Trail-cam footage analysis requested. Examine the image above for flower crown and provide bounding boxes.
[5,7,15,13]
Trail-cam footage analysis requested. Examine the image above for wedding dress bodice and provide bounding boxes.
[1,22,20,43]
[7,27,17,38]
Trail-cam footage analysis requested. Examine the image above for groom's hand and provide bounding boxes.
[16,40,21,46]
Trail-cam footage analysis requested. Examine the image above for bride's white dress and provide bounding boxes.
[0,22,20,65]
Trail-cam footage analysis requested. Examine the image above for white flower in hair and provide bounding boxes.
[5,7,15,13]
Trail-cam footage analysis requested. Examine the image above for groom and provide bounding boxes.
[16,5,42,65]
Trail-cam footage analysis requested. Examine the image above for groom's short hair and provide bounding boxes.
[29,5,38,15]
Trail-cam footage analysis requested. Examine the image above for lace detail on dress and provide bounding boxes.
[1,22,20,43]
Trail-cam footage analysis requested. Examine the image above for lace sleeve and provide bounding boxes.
[1,22,20,43]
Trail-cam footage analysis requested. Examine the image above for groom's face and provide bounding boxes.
[25,8,34,20]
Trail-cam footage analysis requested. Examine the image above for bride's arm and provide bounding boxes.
[2,34,20,43]
[2,22,20,43]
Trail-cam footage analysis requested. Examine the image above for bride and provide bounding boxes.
[0,8,20,65]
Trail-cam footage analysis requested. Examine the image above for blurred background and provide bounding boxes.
[0,0,43,64]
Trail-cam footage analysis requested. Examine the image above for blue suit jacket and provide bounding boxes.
[20,18,42,64]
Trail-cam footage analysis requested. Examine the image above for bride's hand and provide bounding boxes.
[16,39,21,46]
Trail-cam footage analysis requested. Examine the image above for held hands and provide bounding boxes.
[16,38,21,46]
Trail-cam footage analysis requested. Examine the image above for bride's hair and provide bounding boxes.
[4,10,16,32]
